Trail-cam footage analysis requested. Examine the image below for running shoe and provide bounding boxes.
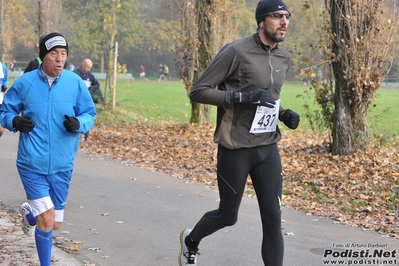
[19,202,35,237]
[179,228,199,265]
[84,137,92,143]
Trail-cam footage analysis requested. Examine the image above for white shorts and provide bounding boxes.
[30,197,65,222]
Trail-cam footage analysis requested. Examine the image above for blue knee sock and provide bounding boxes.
[27,212,37,225]
[35,228,52,266]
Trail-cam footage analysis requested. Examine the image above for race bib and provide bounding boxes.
[249,99,280,134]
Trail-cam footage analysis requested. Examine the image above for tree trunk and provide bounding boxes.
[331,86,368,155]
[38,0,51,37]
[0,0,5,62]
[178,0,239,125]
[103,0,119,108]
[331,78,353,155]
[190,0,214,124]
[106,40,115,107]
[330,0,369,155]
[190,102,211,124]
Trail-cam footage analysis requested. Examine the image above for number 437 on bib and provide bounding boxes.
[249,99,280,134]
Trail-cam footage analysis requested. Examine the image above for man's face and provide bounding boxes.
[42,48,67,77]
[81,63,92,74]
[262,11,290,43]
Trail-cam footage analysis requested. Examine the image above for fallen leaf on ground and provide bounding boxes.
[80,122,399,239]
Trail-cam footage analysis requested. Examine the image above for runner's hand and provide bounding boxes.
[241,88,275,108]
[63,115,80,133]
[279,109,300,129]
[12,116,35,133]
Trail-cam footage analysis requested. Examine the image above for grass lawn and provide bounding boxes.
[97,79,399,137]
[98,80,196,124]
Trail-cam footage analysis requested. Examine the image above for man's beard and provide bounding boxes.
[264,27,285,43]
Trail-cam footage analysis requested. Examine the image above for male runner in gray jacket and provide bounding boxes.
[179,0,300,265]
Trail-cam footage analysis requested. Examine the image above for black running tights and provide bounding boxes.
[189,143,284,266]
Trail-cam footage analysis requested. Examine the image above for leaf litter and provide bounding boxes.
[80,121,399,239]
[1,121,398,264]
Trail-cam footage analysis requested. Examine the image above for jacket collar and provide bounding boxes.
[37,66,62,85]
[254,33,279,51]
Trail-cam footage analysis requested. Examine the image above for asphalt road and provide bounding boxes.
[1,131,398,266]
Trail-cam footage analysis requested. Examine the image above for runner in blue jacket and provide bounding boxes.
[0,32,96,266]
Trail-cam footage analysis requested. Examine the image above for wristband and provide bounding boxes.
[233,91,241,104]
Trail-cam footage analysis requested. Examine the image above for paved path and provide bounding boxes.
[1,131,398,266]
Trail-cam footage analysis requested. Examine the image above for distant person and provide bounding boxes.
[24,57,42,73]
[302,73,310,86]
[10,59,17,72]
[69,64,75,71]
[158,63,166,81]
[140,65,146,79]
[0,61,8,137]
[74,59,103,104]
[164,64,169,80]
[0,32,96,266]
[74,58,103,142]
[310,72,316,84]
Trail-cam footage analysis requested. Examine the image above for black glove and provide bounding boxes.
[279,109,300,130]
[63,115,80,133]
[12,116,35,133]
[1,85,7,92]
[233,88,276,108]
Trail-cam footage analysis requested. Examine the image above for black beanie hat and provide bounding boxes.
[255,0,289,26]
[39,32,68,60]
